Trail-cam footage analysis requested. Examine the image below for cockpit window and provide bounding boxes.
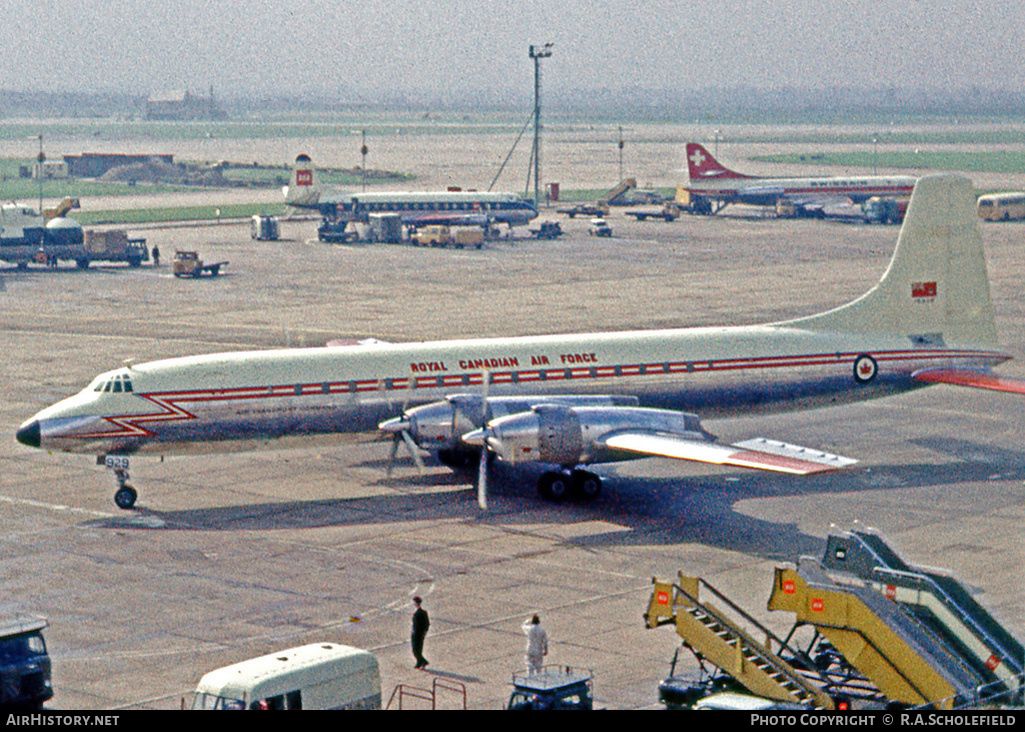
[93,373,134,393]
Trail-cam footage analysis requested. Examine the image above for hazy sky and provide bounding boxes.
[3,1,1023,100]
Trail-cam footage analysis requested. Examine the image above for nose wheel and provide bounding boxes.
[104,455,138,510]
[115,485,138,510]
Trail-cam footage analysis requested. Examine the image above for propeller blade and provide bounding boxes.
[401,429,426,474]
[477,443,489,510]
[379,415,424,475]
[387,434,401,477]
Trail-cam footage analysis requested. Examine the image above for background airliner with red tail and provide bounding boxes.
[284,153,537,229]
[684,142,917,215]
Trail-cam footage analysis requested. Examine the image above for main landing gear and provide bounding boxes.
[101,454,138,510]
[537,469,602,502]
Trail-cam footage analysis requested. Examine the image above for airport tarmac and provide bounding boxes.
[2,208,1024,709]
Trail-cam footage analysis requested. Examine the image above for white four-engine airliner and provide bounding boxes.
[684,142,918,215]
[284,153,538,229]
[17,175,1023,510]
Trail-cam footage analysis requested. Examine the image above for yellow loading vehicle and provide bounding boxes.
[413,225,483,249]
[674,185,714,215]
[413,225,451,246]
[173,250,228,277]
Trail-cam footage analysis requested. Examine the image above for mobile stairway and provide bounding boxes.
[820,527,1024,704]
[645,574,844,709]
[769,559,983,709]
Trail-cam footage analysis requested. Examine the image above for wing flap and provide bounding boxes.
[603,433,857,475]
[913,368,1025,395]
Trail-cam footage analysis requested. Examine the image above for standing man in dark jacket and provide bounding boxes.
[411,596,430,669]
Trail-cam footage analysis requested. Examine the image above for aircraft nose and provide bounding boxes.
[16,420,41,449]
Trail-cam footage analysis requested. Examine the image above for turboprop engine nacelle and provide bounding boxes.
[475,405,715,468]
[382,394,642,453]
[389,394,487,452]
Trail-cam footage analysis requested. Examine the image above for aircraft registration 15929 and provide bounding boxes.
[16,175,1024,510]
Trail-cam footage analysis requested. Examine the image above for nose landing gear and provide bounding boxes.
[102,454,138,510]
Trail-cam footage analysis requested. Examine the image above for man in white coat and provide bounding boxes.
[522,614,548,673]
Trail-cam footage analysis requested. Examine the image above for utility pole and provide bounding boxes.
[361,130,368,192]
[34,134,44,215]
[529,43,553,207]
[618,126,625,183]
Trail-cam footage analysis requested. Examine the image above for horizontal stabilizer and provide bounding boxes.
[603,433,857,475]
[912,368,1025,395]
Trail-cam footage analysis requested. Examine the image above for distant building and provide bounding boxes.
[145,87,226,121]
[32,160,69,179]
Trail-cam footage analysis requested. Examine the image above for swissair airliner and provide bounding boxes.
[684,142,917,215]
[17,175,1023,510]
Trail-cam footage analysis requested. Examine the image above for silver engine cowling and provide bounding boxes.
[381,394,640,453]
[475,406,714,467]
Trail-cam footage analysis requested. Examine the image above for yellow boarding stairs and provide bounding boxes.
[822,527,1024,702]
[645,574,836,709]
[769,559,980,709]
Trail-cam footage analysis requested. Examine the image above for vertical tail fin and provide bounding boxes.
[787,174,998,347]
[284,153,321,207]
[685,142,755,181]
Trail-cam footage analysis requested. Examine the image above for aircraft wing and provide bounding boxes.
[912,368,1025,395]
[783,193,852,206]
[405,212,490,227]
[736,185,786,202]
[602,433,857,475]
[734,188,856,211]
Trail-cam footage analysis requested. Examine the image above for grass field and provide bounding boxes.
[73,203,287,226]
[4,115,1025,223]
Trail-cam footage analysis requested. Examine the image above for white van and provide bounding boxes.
[191,643,381,710]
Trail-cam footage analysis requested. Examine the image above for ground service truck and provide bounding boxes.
[79,230,150,268]
[0,615,53,709]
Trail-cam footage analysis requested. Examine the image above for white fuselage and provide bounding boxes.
[21,324,1007,458]
[688,175,918,206]
[313,190,538,227]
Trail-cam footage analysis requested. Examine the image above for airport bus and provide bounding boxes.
[977,192,1025,221]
